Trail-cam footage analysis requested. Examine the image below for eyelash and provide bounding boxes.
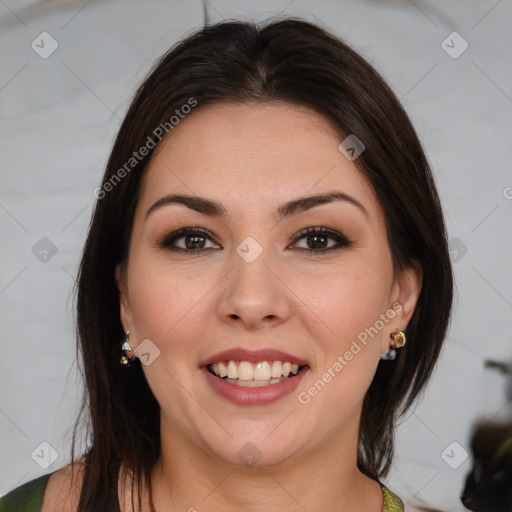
[158,225,352,256]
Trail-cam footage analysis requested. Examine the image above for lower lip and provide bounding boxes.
[201,366,309,406]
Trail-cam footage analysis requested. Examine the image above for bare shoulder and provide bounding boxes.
[41,459,86,512]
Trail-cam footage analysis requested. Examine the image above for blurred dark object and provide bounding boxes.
[461,422,512,512]
[485,359,512,376]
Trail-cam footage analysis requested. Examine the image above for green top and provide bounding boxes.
[0,473,52,512]
[382,485,405,512]
[0,472,404,511]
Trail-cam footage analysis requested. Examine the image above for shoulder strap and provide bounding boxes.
[0,473,53,512]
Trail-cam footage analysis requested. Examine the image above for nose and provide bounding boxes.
[216,244,292,330]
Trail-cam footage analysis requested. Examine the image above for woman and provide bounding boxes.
[0,16,453,512]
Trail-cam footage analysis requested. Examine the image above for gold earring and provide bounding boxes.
[390,331,406,349]
[120,330,136,366]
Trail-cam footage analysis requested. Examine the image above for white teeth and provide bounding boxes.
[209,360,302,381]
[253,361,271,380]
[227,360,238,379]
[271,361,282,378]
[238,361,254,381]
[218,361,227,378]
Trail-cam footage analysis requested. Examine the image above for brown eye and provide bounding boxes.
[158,225,352,256]
[291,226,352,255]
[159,228,220,254]
[183,234,206,250]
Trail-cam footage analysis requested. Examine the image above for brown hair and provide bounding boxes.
[70,16,454,510]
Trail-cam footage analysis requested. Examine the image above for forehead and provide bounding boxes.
[138,101,382,225]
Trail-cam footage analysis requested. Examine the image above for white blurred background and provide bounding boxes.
[1,1,511,510]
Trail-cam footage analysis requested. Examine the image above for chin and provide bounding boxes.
[202,427,303,469]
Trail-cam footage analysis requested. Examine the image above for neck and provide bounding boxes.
[140,417,384,512]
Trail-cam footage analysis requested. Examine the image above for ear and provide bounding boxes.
[382,260,423,354]
[115,262,132,334]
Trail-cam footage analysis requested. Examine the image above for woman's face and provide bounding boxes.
[116,101,421,468]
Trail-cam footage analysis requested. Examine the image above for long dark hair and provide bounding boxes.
[70,16,454,510]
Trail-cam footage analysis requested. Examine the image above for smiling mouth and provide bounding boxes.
[207,360,308,387]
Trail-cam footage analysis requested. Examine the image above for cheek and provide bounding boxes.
[292,259,392,413]
[296,274,388,419]
[296,260,392,349]
[127,259,210,352]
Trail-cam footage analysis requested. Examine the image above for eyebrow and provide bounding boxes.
[145,191,369,221]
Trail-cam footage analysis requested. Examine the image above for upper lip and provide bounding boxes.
[199,347,309,367]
